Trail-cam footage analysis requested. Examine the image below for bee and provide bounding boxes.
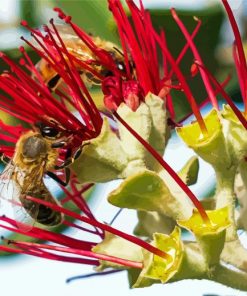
[36,25,132,91]
[0,122,81,230]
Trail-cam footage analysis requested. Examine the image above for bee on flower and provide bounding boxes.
[0,28,103,228]
[0,0,247,293]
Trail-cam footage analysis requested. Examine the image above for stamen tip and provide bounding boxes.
[19,58,26,66]
[43,25,49,32]
[19,46,25,53]
[170,7,176,14]
[53,7,67,20]
[20,20,28,27]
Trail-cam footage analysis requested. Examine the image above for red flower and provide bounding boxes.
[0,0,247,282]
[0,22,103,158]
[102,76,144,111]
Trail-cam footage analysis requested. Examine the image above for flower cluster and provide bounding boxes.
[0,0,247,292]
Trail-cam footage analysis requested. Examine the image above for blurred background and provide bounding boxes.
[0,1,246,295]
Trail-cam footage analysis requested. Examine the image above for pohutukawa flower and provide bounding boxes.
[51,1,214,224]
[102,76,144,111]
[1,0,247,292]
[0,45,103,154]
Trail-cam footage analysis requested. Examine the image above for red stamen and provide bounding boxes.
[171,9,218,110]
[168,16,201,79]
[23,196,171,260]
[222,0,247,114]
[8,240,143,269]
[2,242,99,265]
[152,28,208,135]
[195,61,247,129]
[62,220,99,236]
[178,74,232,123]
[108,0,157,94]
[233,43,246,102]
[0,216,95,250]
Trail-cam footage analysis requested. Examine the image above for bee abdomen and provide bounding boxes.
[36,204,63,226]
[21,184,63,227]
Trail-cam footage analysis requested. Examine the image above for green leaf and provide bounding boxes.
[178,156,199,186]
[92,232,143,271]
[108,170,192,220]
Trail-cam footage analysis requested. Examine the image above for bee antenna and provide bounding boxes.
[113,46,124,57]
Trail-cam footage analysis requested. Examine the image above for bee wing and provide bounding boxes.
[0,164,33,231]
[0,163,43,231]
[13,163,63,229]
[0,163,16,207]
[12,189,38,232]
[54,24,79,41]
[12,165,46,232]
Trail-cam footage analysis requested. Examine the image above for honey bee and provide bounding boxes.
[36,25,132,91]
[0,122,78,229]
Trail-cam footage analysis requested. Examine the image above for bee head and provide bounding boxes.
[35,122,61,139]
[22,135,47,159]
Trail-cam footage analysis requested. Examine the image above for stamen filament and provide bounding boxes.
[195,61,247,129]
[8,240,143,269]
[168,16,201,79]
[171,9,218,110]
[0,217,95,250]
[152,28,208,136]
[24,197,171,260]
[179,74,232,124]
[222,0,247,115]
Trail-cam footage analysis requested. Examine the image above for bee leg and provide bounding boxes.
[0,155,11,165]
[54,143,88,170]
[46,167,70,187]
[51,141,66,148]
[54,147,72,170]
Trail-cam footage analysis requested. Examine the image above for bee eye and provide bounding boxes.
[116,61,126,73]
[41,126,60,138]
